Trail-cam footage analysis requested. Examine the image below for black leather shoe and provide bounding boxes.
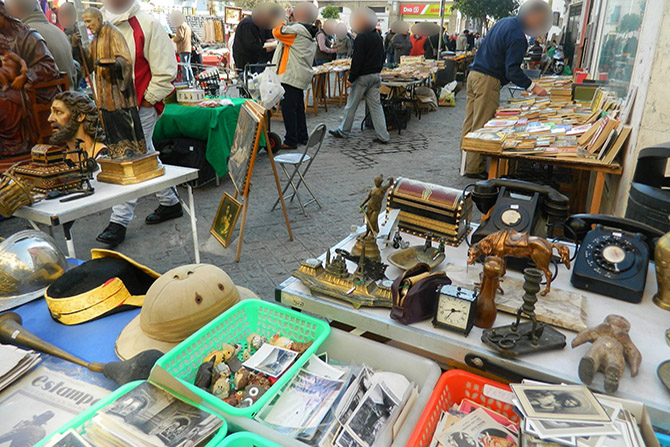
[96,222,127,246]
[464,172,488,180]
[145,203,183,225]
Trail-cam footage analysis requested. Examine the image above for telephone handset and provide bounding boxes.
[567,214,664,303]
[471,178,569,244]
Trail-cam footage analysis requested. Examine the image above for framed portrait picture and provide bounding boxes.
[228,102,262,194]
[511,384,610,422]
[210,193,242,248]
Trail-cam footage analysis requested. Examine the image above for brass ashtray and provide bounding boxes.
[387,246,445,271]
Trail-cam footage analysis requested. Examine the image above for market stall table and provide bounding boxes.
[13,165,200,262]
[153,98,247,177]
[461,147,623,214]
[276,225,670,429]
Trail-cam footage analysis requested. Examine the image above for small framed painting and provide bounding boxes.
[210,192,242,247]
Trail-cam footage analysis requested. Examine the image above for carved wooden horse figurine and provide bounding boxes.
[467,229,571,295]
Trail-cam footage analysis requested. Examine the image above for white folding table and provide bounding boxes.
[276,224,670,429]
[13,165,200,262]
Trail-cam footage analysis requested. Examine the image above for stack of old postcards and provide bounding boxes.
[512,382,647,447]
[78,382,222,447]
[0,344,40,392]
[255,355,416,447]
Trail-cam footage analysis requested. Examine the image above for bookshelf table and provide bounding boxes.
[462,148,623,213]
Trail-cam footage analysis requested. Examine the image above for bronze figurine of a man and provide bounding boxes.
[81,7,145,159]
[48,90,106,161]
[360,174,393,238]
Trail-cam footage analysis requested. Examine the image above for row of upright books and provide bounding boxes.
[462,81,633,163]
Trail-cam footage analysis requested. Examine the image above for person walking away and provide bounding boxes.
[6,0,76,89]
[329,7,389,145]
[384,29,395,64]
[272,2,318,149]
[335,22,352,59]
[171,11,193,84]
[460,0,551,179]
[456,29,468,51]
[95,0,181,246]
[232,4,278,73]
[391,28,411,63]
[314,18,336,65]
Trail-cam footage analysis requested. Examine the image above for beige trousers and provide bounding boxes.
[461,71,501,175]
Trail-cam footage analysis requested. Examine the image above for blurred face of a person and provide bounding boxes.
[58,3,76,28]
[322,18,336,34]
[102,0,132,14]
[4,0,25,20]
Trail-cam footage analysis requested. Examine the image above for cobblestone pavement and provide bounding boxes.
[0,89,472,299]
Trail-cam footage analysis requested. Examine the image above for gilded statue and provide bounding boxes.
[467,229,571,295]
[572,315,641,393]
[81,7,146,159]
[360,174,393,238]
[654,225,670,310]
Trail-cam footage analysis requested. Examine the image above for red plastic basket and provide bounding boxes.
[407,369,519,447]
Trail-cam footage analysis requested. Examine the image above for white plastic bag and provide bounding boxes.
[258,67,285,110]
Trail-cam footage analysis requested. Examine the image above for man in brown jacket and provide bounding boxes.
[171,11,193,84]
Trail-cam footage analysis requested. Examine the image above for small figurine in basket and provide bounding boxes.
[571,315,641,393]
[467,229,571,295]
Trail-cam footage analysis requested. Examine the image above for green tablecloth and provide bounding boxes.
[153,98,246,177]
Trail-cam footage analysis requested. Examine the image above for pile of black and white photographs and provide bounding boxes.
[256,355,349,441]
[512,383,646,447]
[82,382,222,447]
[318,365,414,447]
[430,407,519,447]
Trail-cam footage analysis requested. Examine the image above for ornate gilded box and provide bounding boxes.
[387,177,472,245]
[14,145,80,193]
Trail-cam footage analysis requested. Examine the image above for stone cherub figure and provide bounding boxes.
[360,174,393,238]
[571,314,641,393]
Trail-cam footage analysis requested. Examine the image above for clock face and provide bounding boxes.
[436,295,471,330]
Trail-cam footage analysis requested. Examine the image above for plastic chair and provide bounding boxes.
[271,123,326,216]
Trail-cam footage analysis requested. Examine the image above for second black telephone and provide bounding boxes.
[566,214,664,303]
[471,179,569,244]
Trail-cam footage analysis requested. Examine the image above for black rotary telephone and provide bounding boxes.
[566,214,664,303]
[471,179,569,244]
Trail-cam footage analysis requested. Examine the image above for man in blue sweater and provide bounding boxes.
[461,0,551,178]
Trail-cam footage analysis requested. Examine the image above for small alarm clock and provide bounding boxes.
[432,285,477,336]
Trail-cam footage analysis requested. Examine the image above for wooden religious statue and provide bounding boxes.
[467,229,571,295]
[0,0,61,161]
[80,7,162,184]
[48,91,106,161]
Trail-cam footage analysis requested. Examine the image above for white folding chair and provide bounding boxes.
[271,123,326,216]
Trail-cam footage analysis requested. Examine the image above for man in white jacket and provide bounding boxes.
[96,0,181,247]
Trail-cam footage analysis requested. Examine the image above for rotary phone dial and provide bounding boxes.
[566,214,664,303]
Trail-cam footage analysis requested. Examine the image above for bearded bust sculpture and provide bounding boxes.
[48,90,106,161]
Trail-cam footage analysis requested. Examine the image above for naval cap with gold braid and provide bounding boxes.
[115,264,258,360]
[45,249,160,325]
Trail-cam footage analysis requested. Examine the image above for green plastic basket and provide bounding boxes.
[216,432,283,447]
[34,381,228,447]
[155,299,330,418]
